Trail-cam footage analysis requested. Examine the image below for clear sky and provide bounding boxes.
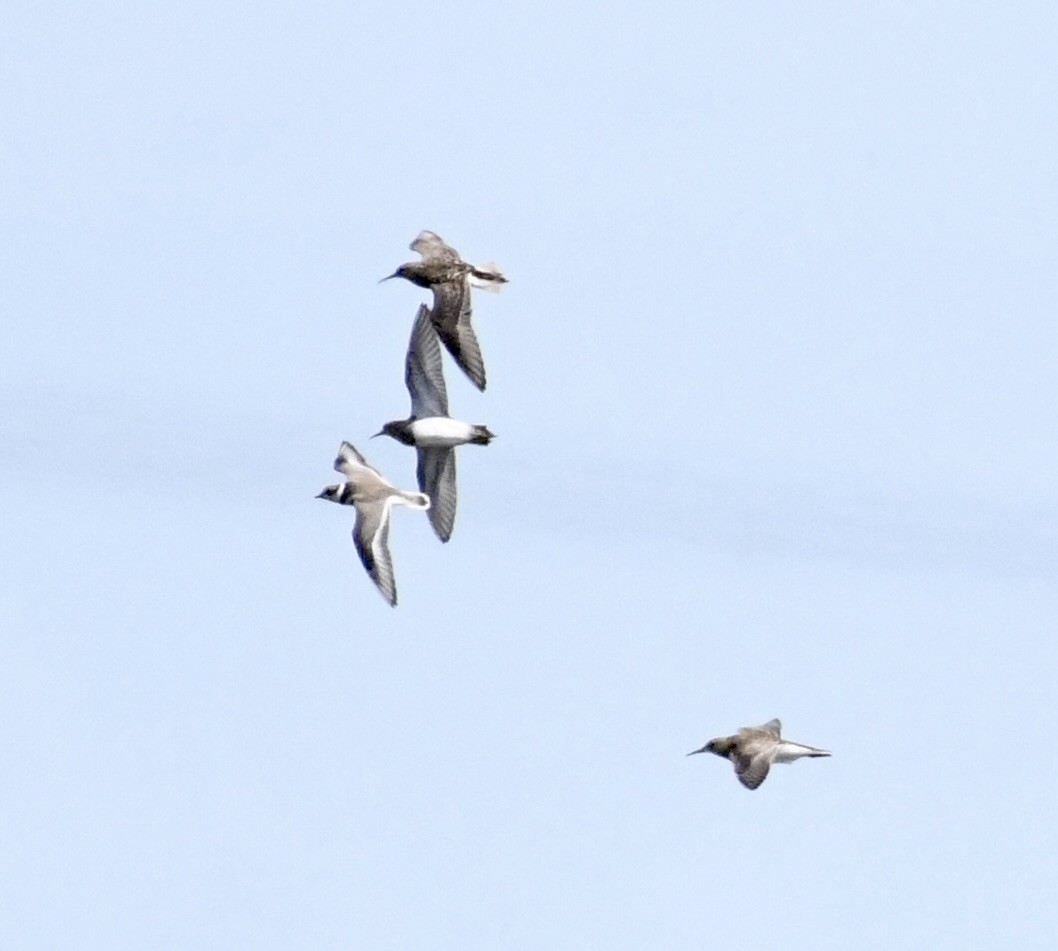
[3,3,1057,948]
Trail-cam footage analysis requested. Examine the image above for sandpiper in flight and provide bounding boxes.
[375,304,494,543]
[380,230,507,392]
[687,719,831,790]
[316,441,430,606]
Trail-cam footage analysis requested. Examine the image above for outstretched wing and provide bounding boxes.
[417,447,457,543]
[410,230,460,264]
[352,498,397,607]
[405,304,449,418]
[333,441,384,481]
[431,278,486,392]
[754,719,782,737]
[734,750,771,790]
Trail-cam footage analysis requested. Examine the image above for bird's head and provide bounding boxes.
[373,421,414,445]
[315,484,343,503]
[380,262,430,287]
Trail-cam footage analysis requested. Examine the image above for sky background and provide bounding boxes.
[3,2,1057,948]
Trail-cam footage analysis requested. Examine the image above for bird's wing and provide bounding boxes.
[431,278,486,392]
[734,749,772,790]
[405,304,449,418]
[753,719,782,737]
[333,441,389,487]
[417,447,457,543]
[410,230,460,264]
[352,498,397,607]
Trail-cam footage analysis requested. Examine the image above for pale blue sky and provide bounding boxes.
[3,3,1057,948]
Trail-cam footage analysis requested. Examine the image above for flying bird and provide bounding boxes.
[380,230,507,392]
[687,719,830,790]
[375,304,494,542]
[316,441,430,607]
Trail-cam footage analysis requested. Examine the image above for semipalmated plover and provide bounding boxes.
[316,441,430,607]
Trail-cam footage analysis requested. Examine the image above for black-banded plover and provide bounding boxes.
[375,304,494,543]
[316,442,430,607]
[380,230,507,392]
[687,719,830,790]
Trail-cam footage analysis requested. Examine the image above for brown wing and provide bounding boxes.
[352,499,397,607]
[754,719,782,737]
[410,230,461,264]
[431,278,486,391]
[734,751,771,790]
[333,441,391,492]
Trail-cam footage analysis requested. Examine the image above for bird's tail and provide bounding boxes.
[398,490,431,510]
[469,262,507,291]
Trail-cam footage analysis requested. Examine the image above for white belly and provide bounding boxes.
[410,417,476,446]
[773,741,821,763]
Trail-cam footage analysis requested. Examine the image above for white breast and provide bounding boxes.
[409,417,477,446]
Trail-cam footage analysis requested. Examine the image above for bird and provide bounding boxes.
[687,719,830,790]
[375,303,494,543]
[315,441,430,607]
[380,230,507,392]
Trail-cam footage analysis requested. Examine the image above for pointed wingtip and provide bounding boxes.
[461,366,486,392]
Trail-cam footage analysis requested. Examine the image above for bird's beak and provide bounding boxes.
[378,272,398,283]
[370,429,384,438]
[314,490,327,499]
[687,745,709,756]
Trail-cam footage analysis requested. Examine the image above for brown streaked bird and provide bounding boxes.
[687,719,830,790]
[380,230,507,392]
[374,304,494,544]
[315,442,430,607]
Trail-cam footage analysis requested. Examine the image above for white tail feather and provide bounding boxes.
[469,262,506,292]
